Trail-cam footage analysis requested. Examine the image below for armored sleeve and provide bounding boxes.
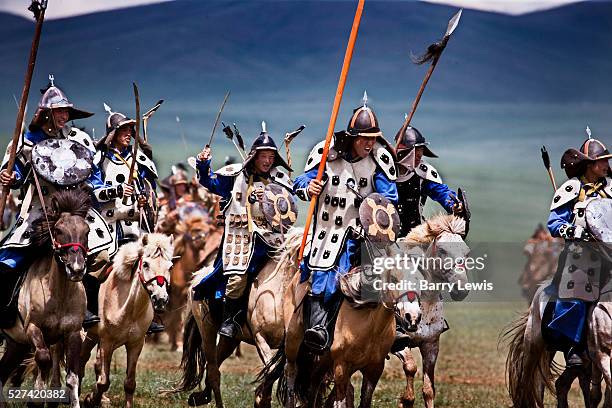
[423,179,456,213]
[548,204,574,238]
[373,168,398,204]
[293,167,319,202]
[196,158,234,200]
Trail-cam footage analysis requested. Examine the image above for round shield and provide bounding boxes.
[32,138,93,186]
[359,193,400,243]
[260,183,298,233]
[586,198,612,243]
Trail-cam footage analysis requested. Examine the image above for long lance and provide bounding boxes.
[284,125,305,178]
[207,91,231,148]
[142,99,164,143]
[395,9,462,149]
[541,146,557,190]
[298,0,366,262]
[0,0,48,229]
[123,82,141,205]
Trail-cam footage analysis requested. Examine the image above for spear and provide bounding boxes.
[298,0,366,262]
[0,0,48,229]
[395,9,462,149]
[123,82,141,205]
[206,91,230,148]
[541,146,557,190]
[142,99,164,143]
[175,116,188,156]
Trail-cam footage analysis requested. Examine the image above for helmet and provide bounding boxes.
[96,103,136,148]
[29,74,93,132]
[561,128,612,178]
[242,121,291,172]
[395,125,437,158]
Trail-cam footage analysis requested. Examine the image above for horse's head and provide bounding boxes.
[33,189,91,282]
[175,214,210,252]
[395,290,421,332]
[426,217,470,301]
[138,233,174,312]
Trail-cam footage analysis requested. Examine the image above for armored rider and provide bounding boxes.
[89,104,161,331]
[0,77,111,328]
[394,125,463,237]
[193,123,295,339]
[546,133,612,367]
[293,96,398,352]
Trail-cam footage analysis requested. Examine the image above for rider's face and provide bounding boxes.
[351,136,375,159]
[414,147,424,165]
[51,108,70,130]
[588,158,610,179]
[253,150,275,174]
[113,126,132,150]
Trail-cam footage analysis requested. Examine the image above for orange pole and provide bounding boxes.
[297,0,366,262]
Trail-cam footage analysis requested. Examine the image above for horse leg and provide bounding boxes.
[45,343,63,408]
[27,325,52,389]
[254,332,274,408]
[555,367,576,408]
[124,339,145,408]
[396,348,417,408]
[85,340,113,408]
[420,341,439,408]
[284,360,298,408]
[64,331,82,408]
[358,362,384,408]
[331,361,350,408]
[589,362,603,408]
[0,339,30,386]
[79,331,99,384]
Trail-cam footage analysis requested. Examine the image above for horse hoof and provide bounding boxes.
[188,390,212,406]
[83,393,97,408]
[398,398,414,408]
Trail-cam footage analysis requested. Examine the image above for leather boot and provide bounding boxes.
[218,298,242,339]
[0,264,21,329]
[82,274,101,328]
[303,295,330,352]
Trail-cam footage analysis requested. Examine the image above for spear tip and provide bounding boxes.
[445,8,463,37]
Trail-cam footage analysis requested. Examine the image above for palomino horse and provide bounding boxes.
[166,213,221,351]
[504,280,592,408]
[518,225,562,303]
[0,189,92,408]
[175,228,303,408]
[257,219,462,407]
[81,233,174,408]
[389,215,470,408]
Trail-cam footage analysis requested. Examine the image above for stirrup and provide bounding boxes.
[303,325,329,354]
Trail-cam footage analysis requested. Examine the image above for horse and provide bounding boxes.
[165,213,221,351]
[388,214,470,408]
[518,225,562,303]
[504,280,592,408]
[256,218,465,408]
[174,228,303,408]
[81,233,174,408]
[0,188,92,408]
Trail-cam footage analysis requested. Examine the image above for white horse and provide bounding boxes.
[387,214,470,408]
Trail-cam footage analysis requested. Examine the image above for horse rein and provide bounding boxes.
[31,166,88,258]
[134,256,169,297]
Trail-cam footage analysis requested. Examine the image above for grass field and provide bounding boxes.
[68,302,585,407]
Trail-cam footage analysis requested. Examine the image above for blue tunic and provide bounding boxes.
[192,159,275,301]
[293,154,398,302]
[0,129,104,271]
[422,179,456,213]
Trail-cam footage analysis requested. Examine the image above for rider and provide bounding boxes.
[293,95,398,352]
[0,77,106,328]
[394,125,463,237]
[193,123,294,339]
[546,134,612,367]
[90,104,161,332]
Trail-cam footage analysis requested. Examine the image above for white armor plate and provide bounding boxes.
[414,161,443,184]
[304,140,340,172]
[222,167,291,274]
[307,154,376,271]
[550,178,581,210]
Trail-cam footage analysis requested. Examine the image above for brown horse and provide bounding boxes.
[165,213,221,351]
[259,214,467,408]
[518,224,562,303]
[175,228,303,408]
[81,233,174,408]
[0,189,92,408]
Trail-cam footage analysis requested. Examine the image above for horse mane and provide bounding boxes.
[404,213,466,244]
[113,233,173,281]
[271,227,306,264]
[31,188,92,249]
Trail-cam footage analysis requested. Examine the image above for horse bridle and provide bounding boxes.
[134,256,170,297]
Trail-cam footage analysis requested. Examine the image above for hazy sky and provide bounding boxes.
[0,0,583,19]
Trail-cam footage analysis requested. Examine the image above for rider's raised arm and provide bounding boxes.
[423,180,456,213]
[195,158,233,200]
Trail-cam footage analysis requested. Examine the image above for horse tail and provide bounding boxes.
[174,311,206,392]
[502,308,554,408]
[254,343,288,404]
